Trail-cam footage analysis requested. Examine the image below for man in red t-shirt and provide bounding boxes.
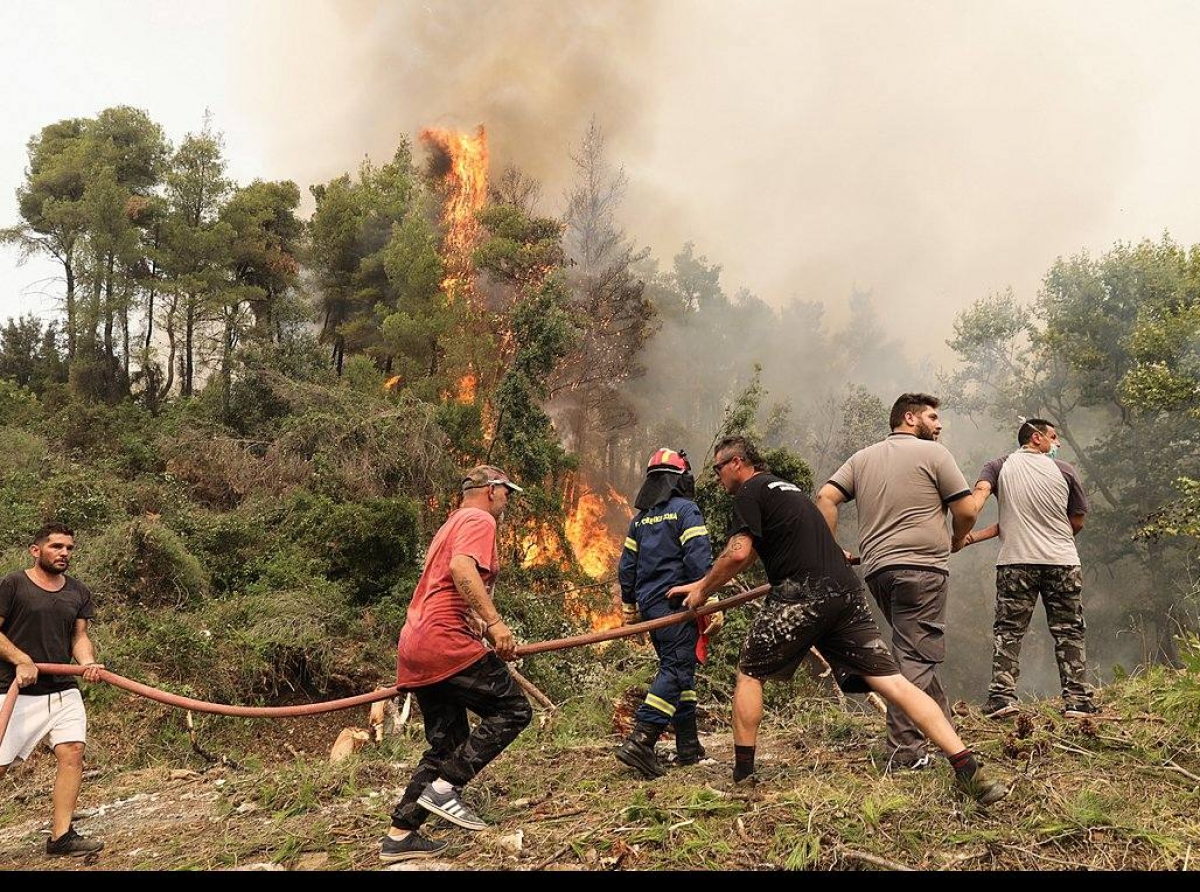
[380,465,532,863]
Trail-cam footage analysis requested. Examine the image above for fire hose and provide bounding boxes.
[0,584,770,750]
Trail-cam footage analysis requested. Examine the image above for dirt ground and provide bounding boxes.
[3,689,1198,872]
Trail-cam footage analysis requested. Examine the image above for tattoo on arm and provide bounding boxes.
[451,560,498,622]
[726,535,750,559]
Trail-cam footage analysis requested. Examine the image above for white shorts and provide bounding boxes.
[0,688,88,765]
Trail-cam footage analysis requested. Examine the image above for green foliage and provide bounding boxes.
[40,464,118,532]
[0,380,43,428]
[0,472,41,549]
[948,236,1200,652]
[773,826,821,870]
[307,143,424,371]
[217,576,361,697]
[491,281,579,484]
[695,366,813,556]
[82,517,209,607]
[0,315,67,394]
[433,399,485,457]
[340,354,384,394]
[1150,633,1200,727]
[170,505,276,595]
[288,491,422,603]
[474,204,566,289]
[96,606,220,693]
[220,328,331,437]
[45,397,158,465]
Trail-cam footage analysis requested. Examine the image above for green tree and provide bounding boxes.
[307,144,421,374]
[0,314,67,392]
[213,179,303,421]
[695,366,813,560]
[378,194,451,385]
[948,236,1200,658]
[2,119,91,358]
[160,116,234,398]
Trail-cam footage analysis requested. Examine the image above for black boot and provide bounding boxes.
[673,715,707,766]
[615,721,666,779]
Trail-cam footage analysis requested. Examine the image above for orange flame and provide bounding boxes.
[420,125,488,300]
[565,486,629,579]
[518,482,632,631]
[457,372,477,404]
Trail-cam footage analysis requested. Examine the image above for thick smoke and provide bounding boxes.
[233,1,1195,699]
[233,1,1194,353]
[237,0,659,215]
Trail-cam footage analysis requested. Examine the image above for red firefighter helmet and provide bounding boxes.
[646,448,690,475]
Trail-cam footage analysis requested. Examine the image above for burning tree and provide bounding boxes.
[419,125,489,303]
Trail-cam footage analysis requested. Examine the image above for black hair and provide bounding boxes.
[1018,418,1055,446]
[889,392,940,430]
[33,522,74,545]
[713,435,769,472]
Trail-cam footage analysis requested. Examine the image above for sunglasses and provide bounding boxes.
[712,455,741,474]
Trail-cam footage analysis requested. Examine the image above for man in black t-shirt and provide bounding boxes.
[0,523,105,856]
[668,436,1006,805]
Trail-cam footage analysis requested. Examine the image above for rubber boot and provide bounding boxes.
[615,721,666,779]
[673,715,706,766]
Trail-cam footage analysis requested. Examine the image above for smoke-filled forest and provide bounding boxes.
[4,104,1200,701]
[4,64,1200,869]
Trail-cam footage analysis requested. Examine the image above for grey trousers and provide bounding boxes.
[866,567,951,762]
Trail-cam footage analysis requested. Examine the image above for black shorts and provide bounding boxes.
[738,582,899,693]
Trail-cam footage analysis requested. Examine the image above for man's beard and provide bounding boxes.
[915,421,938,441]
[38,557,66,576]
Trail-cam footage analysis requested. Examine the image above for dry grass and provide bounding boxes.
[2,668,1198,871]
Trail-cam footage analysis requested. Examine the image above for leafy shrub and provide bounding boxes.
[40,465,118,532]
[0,379,43,427]
[171,503,282,595]
[0,425,47,474]
[46,397,155,457]
[211,575,371,697]
[289,492,423,603]
[81,517,210,607]
[95,607,220,694]
[0,471,42,547]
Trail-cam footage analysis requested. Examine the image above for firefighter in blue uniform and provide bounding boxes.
[615,448,717,779]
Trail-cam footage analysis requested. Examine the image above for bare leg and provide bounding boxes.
[51,742,85,839]
[733,672,764,747]
[865,673,966,756]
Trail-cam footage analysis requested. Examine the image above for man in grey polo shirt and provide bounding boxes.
[816,393,978,770]
[958,418,1094,718]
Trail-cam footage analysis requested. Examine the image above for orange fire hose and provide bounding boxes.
[0,585,769,751]
[513,583,768,656]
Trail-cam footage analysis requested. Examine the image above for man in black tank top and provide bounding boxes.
[0,523,106,856]
[667,437,1006,805]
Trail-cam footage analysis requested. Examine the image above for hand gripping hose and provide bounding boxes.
[0,584,768,750]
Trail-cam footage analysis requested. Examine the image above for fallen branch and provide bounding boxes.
[397,693,412,729]
[840,848,915,871]
[735,816,753,845]
[1163,759,1200,783]
[1050,741,1094,757]
[186,711,221,767]
[999,842,1091,870]
[535,828,595,871]
[509,666,556,711]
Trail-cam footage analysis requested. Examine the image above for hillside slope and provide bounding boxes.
[3,663,1198,872]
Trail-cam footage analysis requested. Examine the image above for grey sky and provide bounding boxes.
[4,1,1200,360]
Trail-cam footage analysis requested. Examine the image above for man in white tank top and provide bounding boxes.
[959,419,1095,718]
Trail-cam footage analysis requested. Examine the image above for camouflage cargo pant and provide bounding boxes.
[390,652,532,831]
[989,564,1093,708]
